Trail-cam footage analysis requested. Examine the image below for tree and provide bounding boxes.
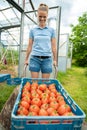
[69,12,87,67]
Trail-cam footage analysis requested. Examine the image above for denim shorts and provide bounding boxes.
[29,56,52,73]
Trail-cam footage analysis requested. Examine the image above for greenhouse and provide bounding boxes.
[0,0,73,78]
[0,0,86,130]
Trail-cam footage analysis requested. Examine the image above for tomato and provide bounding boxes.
[31,97,41,107]
[31,82,38,90]
[62,112,75,123]
[50,110,59,116]
[50,101,59,110]
[29,104,40,114]
[58,100,66,106]
[50,92,56,97]
[39,108,48,116]
[22,91,30,98]
[22,96,31,104]
[56,92,61,97]
[41,93,49,99]
[44,88,50,95]
[31,92,39,99]
[65,104,71,112]
[49,96,56,102]
[50,88,57,94]
[57,105,66,115]
[23,82,31,91]
[28,111,37,116]
[41,97,49,104]
[47,107,55,115]
[20,100,30,110]
[41,103,49,110]
[63,112,75,116]
[37,89,42,95]
[38,84,47,91]
[17,106,29,116]
[48,84,56,90]
[57,95,64,102]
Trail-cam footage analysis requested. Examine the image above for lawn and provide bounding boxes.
[57,65,87,121]
[0,82,15,111]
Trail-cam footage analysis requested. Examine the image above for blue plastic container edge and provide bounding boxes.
[11,78,86,130]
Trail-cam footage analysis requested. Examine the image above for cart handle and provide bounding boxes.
[23,64,27,77]
[54,65,58,79]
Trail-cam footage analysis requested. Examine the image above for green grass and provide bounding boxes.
[57,65,87,121]
[0,82,15,112]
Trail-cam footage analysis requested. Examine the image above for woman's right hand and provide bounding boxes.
[25,59,28,65]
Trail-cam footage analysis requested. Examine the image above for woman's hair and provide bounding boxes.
[38,3,49,13]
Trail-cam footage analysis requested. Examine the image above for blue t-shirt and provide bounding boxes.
[29,25,56,56]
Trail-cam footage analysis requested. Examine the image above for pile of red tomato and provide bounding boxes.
[17,82,75,117]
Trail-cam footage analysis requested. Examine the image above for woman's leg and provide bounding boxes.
[41,58,52,78]
[29,56,40,78]
[42,73,50,78]
[31,71,39,78]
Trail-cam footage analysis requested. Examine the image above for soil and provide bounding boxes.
[0,65,18,78]
[0,86,19,130]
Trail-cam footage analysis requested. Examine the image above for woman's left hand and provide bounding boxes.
[53,60,57,67]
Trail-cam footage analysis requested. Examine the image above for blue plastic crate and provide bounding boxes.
[11,78,86,130]
[7,77,21,85]
[0,74,11,82]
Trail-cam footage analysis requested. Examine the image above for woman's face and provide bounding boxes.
[37,10,48,26]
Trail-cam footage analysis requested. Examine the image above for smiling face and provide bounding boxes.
[37,10,48,27]
[37,4,49,27]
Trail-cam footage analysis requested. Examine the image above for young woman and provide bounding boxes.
[25,3,57,78]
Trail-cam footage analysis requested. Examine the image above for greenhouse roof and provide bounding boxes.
[0,0,61,47]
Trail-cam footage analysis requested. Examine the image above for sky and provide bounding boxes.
[57,0,87,34]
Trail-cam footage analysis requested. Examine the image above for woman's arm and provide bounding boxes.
[51,38,57,66]
[25,38,33,65]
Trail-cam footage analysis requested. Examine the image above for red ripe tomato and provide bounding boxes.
[41,103,49,110]
[31,97,41,107]
[50,92,56,97]
[39,108,48,116]
[37,89,42,95]
[38,84,47,91]
[50,88,57,94]
[57,95,64,102]
[65,104,71,112]
[56,92,61,97]
[31,82,38,90]
[23,82,31,91]
[41,93,49,99]
[47,107,54,115]
[22,96,31,104]
[58,100,66,106]
[57,105,66,115]
[20,100,30,110]
[41,97,49,104]
[17,106,29,116]
[50,101,59,110]
[31,92,39,99]
[50,110,59,116]
[44,88,50,95]
[29,104,40,114]
[49,96,56,102]
[48,84,56,90]
[63,112,75,116]
[22,91,30,98]
[28,111,37,116]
